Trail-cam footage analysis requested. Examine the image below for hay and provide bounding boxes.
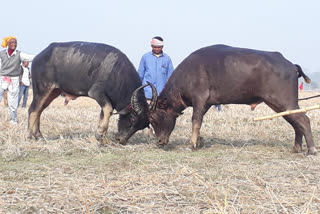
[0,91,320,213]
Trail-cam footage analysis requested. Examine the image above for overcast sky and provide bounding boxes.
[2,0,320,73]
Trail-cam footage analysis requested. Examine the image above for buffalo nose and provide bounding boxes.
[157,139,166,146]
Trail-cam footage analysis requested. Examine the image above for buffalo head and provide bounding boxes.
[115,82,157,144]
[148,97,181,146]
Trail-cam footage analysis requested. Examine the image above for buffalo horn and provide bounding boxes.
[131,84,149,115]
[147,81,158,111]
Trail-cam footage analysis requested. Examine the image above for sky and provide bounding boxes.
[2,0,320,73]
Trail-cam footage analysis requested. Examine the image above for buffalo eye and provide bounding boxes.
[130,117,136,123]
[150,115,158,123]
[158,103,166,109]
[157,98,168,109]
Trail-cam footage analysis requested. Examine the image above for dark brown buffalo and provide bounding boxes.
[149,44,317,155]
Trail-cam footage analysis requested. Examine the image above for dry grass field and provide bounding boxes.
[1,90,320,213]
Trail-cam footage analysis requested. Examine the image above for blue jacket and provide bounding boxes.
[138,51,174,99]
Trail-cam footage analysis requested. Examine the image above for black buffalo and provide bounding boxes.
[28,41,156,144]
[149,44,317,155]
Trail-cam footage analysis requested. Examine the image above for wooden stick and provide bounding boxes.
[254,105,320,121]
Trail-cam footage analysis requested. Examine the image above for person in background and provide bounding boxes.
[0,36,35,125]
[138,36,174,99]
[299,82,303,91]
[214,104,222,112]
[138,36,174,135]
[18,61,31,108]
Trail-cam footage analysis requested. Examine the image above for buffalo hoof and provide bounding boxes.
[188,144,199,151]
[156,143,169,151]
[27,133,43,141]
[95,133,111,146]
[189,137,204,151]
[27,134,35,140]
[307,147,317,156]
[118,140,127,146]
[95,133,105,142]
[198,138,205,149]
[98,138,111,147]
[292,144,303,153]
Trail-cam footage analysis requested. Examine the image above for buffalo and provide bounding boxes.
[28,41,156,144]
[149,44,317,155]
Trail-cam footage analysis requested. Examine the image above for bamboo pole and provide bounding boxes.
[3,90,8,107]
[254,105,320,121]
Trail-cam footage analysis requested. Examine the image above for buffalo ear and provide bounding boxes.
[118,109,129,115]
[158,98,168,109]
[168,109,182,118]
[117,105,131,115]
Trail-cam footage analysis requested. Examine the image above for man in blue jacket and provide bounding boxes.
[138,36,174,99]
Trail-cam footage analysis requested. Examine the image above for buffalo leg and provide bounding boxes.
[95,103,113,141]
[264,100,316,155]
[28,88,61,139]
[88,85,113,142]
[283,114,316,155]
[190,104,211,149]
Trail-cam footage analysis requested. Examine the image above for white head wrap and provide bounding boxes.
[150,38,164,46]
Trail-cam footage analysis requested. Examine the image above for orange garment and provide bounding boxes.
[1,36,17,48]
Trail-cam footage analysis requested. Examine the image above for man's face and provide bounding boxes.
[152,45,163,55]
[8,39,17,50]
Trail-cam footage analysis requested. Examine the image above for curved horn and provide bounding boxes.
[131,84,149,115]
[147,81,158,111]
